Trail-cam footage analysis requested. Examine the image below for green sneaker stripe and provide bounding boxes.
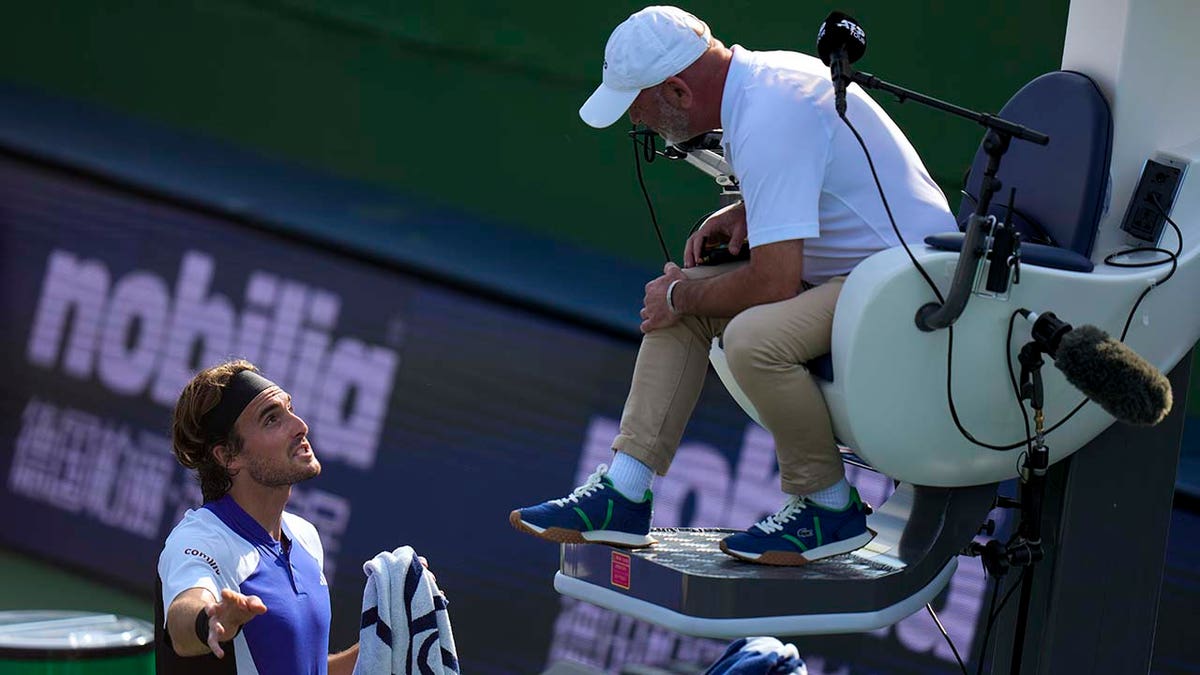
[814,516,824,547]
[600,500,614,530]
[782,534,808,551]
[574,507,595,531]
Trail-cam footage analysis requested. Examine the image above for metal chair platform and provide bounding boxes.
[555,481,997,638]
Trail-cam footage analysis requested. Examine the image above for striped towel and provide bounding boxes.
[703,637,806,675]
[353,546,460,675]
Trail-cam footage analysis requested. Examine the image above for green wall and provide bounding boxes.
[0,0,1070,265]
[0,550,151,621]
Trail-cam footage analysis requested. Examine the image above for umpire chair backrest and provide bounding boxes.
[957,70,1114,259]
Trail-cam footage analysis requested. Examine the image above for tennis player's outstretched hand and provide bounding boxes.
[205,589,267,658]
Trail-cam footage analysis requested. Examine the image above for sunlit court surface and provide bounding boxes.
[1,1,1199,674]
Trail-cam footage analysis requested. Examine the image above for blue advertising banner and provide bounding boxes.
[0,152,1007,674]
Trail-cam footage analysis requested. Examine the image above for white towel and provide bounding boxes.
[703,637,806,675]
[353,546,460,675]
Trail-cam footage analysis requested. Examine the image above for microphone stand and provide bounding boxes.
[969,340,1050,674]
[1009,342,1049,675]
[845,70,1050,332]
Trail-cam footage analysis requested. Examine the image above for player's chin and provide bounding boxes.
[295,455,321,478]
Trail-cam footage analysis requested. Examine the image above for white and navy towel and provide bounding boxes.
[352,546,460,675]
[704,637,807,675]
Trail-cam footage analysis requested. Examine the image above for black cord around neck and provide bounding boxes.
[630,126,672,263]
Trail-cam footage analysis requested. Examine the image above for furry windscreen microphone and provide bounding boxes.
[1051,324,1173,426]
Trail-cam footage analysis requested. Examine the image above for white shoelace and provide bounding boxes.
[754,495,807,534]
[550,464,608,507]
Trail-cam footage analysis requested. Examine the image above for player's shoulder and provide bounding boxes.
[164,506,221,543]
[160,507,252,573]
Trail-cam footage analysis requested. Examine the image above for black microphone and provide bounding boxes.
[1023,311,1173,426]
[816,11,867,118]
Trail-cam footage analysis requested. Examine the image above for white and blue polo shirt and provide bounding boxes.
[156,495,332,674]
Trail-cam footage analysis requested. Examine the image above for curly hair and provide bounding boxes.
[171,360,257,502]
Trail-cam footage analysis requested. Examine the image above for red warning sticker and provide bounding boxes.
[611,551,631,589]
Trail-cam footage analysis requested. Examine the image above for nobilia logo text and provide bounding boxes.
[26,249,399,470]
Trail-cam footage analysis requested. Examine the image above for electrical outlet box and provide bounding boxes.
[1120,154,1186,247]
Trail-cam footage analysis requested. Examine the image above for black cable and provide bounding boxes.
[944,323,1029,451]
[975,569,1028,674]
[926,602,969,675]
[1014,450,1028,482]
[968,213,1180,663]
[631,127,672,263]
[990,569,1027,625]
[1117,256,1176,341]
[688,208,718,236]
[844,135,1041,451]
[975,573,1004,675]
[995,193,1184,439]
[969,195,1184,670]
[959,189,1057,247]
[944,183,1183,450]
[843,111,1041,451]
[1104,193,1182,341]
[1104,246,1179,270]
[842,114,945,304]
[967,169,1186,675]
[1006,312,1034,452]
[1104,193,1183,266]
[843,112,1037,452]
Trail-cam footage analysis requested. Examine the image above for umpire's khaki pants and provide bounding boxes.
[612,263,845,496]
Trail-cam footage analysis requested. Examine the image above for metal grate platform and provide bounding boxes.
[605,528,905,581]
[555,482,998,638]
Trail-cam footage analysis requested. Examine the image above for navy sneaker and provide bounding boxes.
[719,489,874,565]
[509,465,656,548]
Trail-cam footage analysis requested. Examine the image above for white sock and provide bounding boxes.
[607,452,654,501]
[806,478,851,509]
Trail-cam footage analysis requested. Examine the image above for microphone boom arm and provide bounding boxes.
[850,71,1049,145]
[846,70,1050,332]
